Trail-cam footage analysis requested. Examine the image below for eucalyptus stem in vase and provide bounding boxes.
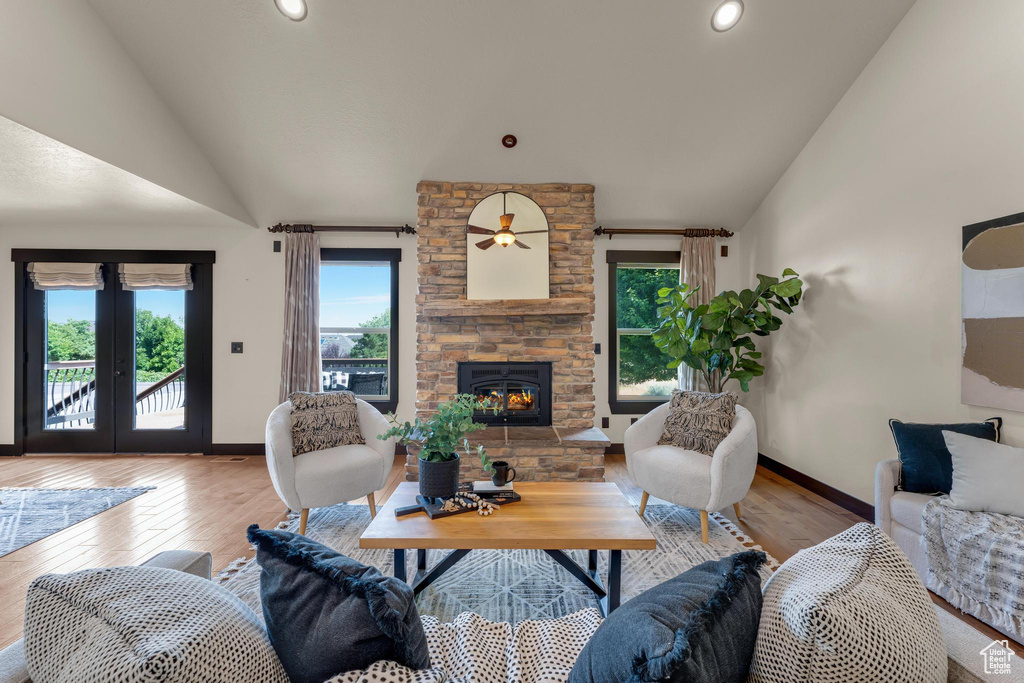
[378,393,499,499]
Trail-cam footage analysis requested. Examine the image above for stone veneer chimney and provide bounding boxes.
[412,181,607,482]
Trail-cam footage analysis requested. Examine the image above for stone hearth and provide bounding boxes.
[412,181,607,482]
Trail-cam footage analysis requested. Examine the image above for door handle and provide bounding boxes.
[115,370,124,376]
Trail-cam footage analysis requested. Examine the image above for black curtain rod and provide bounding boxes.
[594,227,733,239]
[267,223,416,237]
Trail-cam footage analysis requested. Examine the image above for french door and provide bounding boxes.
[14,251,213,454]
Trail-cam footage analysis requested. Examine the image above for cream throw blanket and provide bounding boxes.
[923,497,1024,638]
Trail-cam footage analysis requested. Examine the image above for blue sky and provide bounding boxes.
[46,289,185,323]
[320,263,391,327]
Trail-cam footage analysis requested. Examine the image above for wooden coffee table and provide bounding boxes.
[360,481,656,615]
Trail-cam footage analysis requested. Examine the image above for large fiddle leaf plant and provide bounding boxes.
[651,269,803,393]
[378,393,499,472]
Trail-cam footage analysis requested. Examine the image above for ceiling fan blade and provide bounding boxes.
[476,238,497,250]
[467,225,495,235]
[513,240,531,249]
[513,230,548,235]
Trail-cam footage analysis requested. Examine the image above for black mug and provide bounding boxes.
[490,461,517,487]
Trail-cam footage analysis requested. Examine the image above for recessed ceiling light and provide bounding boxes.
[275,0,307,21]
[711,0,743,32]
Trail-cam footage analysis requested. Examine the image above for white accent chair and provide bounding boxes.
[265,398,395,534]
[624,403,758,543]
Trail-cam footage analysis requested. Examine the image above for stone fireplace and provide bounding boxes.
[412,181,608,482]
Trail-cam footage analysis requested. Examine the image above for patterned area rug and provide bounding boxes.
[219,503,778,623]
[0,486,155,558]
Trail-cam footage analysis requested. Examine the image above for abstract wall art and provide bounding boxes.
[962,211,1024,411]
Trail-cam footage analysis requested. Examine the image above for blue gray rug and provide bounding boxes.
[0,486,155,557]
[219,503,778,624]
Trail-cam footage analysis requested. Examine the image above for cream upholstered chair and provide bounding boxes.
[625,403,757,543]
[265,398,395,534]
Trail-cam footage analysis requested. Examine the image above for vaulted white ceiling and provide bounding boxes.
[0,116,239,227]
[1,0,915,230]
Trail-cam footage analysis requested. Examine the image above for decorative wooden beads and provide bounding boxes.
[440,492,497,516]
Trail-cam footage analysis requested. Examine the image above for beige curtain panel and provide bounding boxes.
[280,232,322,402]
[679,236,717,392]
[118,263,193,291]
[27,262,104,290]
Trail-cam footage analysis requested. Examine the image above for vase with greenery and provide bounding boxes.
[651,269,804,393]
[378,393,498,499]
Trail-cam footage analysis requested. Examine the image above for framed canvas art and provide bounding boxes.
[962,210,1024,410]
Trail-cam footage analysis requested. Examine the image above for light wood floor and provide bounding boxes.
[0,452,1007,649]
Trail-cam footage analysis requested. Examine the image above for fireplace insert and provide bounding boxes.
[457,362,552,426]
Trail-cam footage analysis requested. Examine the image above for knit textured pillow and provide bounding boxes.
[658,390,737,455]
[289,390,364,455]
[23,565,287,683]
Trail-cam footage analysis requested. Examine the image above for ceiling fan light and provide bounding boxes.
[494,231,516,247]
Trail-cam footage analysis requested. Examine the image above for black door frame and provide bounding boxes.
[12,249,214,456]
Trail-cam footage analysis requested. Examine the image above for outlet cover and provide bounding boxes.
[231,342,244,354]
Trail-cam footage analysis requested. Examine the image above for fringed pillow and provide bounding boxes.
[289,391,364,455]
[658,390,737,455]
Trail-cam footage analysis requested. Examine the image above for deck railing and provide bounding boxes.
[45,361,186,429]
[45,361,97,428]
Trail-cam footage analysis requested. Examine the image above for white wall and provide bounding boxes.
[740,0,1024,503]
[0,226,418,448]
[593,233,747,442]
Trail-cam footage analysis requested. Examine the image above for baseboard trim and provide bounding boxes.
[758,453,874,521]
[0,444,16,457]
[210,444,410,457]
[210,443,265,456]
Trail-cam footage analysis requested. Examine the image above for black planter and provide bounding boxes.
[418,454,460,499]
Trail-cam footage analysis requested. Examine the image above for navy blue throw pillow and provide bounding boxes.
[246,525,429,683]
[569,550,766,683]
[889,418,1001,494]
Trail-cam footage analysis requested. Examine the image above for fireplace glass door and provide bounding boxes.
[459,362,552,426]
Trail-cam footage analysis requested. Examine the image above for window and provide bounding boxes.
[319,248,400,412]
[607,250,681,414]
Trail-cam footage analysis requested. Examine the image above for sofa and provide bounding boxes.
[876,458,1023,643]
[0,524,975,683]
[875,459,931,578]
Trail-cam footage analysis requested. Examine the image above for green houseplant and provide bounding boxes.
[378,393,497,499]
[651,269,804,393]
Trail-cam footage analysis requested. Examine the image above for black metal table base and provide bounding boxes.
[394,547,622,616]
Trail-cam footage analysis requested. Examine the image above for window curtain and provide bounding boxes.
[118,263,193,291]
[679,236,716,391]
[27,262,103,290]
[280,230,321,402]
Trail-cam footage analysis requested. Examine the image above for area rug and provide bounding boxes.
[0,486,155,557]
[218,503,778,623]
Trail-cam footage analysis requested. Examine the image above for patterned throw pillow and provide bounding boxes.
[289,390,364,455]
[23,565,287,683]
[658,390,737,455]
[325,660,446,683]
